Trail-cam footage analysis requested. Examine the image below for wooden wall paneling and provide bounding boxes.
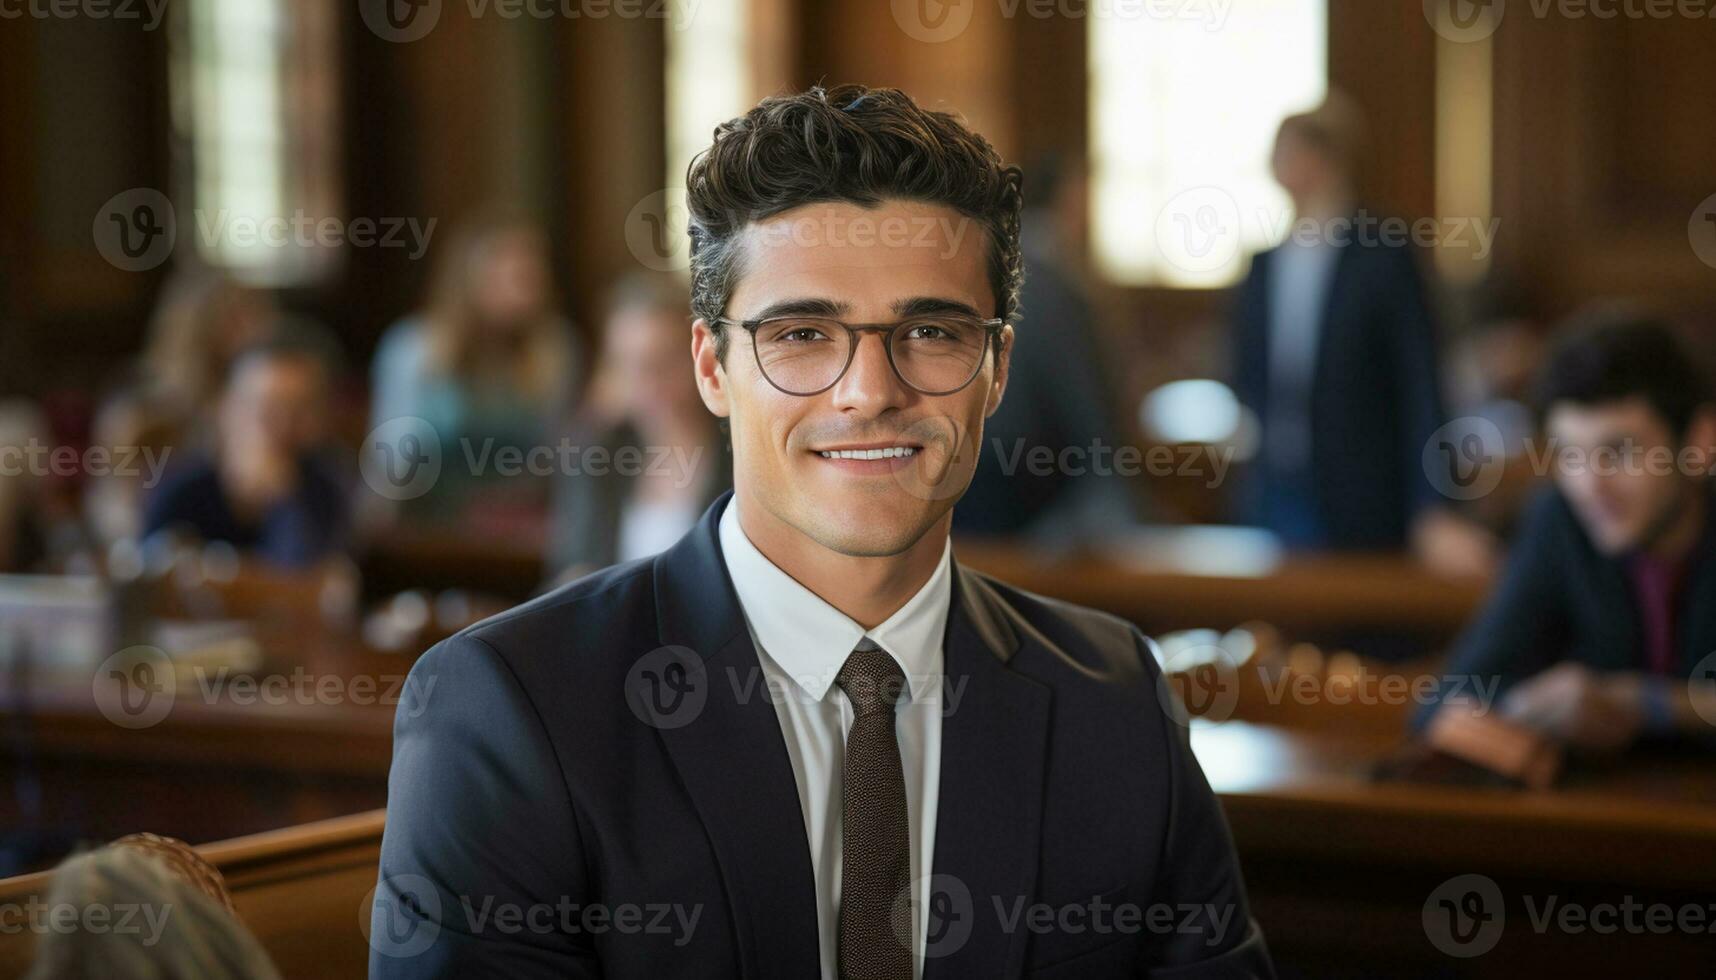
[1492,12,1716,320]
[554,14,667,335]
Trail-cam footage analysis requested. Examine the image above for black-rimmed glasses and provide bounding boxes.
[712,314,1005,397]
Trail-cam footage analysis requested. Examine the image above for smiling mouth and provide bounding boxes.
[815,446,919,460]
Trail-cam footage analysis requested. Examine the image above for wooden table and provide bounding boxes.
[956,525,1491,640]
[1195,721,1716,977]
[3,692,1712,976]
[0,629,405,874]
[359,524,1493,647]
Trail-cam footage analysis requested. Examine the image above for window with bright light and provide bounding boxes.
[1089,2,1327,288]
[663,0,752,274]
[171,0,340,285]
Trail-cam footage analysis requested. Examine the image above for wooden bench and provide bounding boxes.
[0,809,385,979]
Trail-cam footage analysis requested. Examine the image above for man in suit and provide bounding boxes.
[1229,96,1495,575]
[1419,318,1716,751]
[373,85,1273,979]
[954,153,1142,541]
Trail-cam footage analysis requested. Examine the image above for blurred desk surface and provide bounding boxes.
[956,525,1491,637]
[1194,721,1716,889]
[360,527,547,599]
[8,659,1712,881]
[6,649,1713,973]
[1197,721,1716,975]
[361,525,1493,640]
[0,629,406,867]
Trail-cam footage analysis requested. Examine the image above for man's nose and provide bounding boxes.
[830,330,910,413]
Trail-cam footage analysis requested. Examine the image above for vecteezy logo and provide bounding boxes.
[93,189,176,272]
[1152,640,1241,725]
[1154,187,1243,279]
[625,645,708,729]
[359,0,441,42]
[1689,193,1716,271]
[1422,416,1505,501]
[891,0,973,43]
[360,417,443,501]
[624,190,692,273]
[1689,651,1716,728]
[1423,874,1504,958]
[888,415,974,504]
[92,645,176,730]
[363,874,442,958]
[910,874,973,959]
[1423,0,1505,43]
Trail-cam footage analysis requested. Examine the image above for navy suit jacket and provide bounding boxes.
[1230,236,1446,550]
[1415,484,1716,735]
[372,492,1273,978]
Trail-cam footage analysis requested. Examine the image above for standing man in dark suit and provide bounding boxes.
[1230,96,1495,575]
[954,153,1142,541]
[372,85,1273,979]
[1419,318,1716,750]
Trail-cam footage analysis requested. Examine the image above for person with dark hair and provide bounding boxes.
[953,152,1143,539]
[1230,94,1496,575]
[144,334,348,567]
[1417,316,1716,750]
[375,85,1272,979]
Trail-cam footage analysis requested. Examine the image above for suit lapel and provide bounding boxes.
[923,565,1051,980]
[652,493,821,978]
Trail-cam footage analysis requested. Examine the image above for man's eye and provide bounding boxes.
[780,327,827,343]
[905,322,950,340]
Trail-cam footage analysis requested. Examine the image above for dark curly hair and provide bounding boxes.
[684,84,1024,360]
[1534,315,1713,437]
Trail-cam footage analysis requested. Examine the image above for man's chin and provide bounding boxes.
[800,502,938,559]
[1585,520,1640,556]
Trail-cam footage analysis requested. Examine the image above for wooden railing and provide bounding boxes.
[0,809,385,979]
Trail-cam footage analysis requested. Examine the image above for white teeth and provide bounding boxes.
[818,447,918,460]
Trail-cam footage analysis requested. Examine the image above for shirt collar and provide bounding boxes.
[718,497,951,704]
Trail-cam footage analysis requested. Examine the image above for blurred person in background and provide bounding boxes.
[86,269,277,547]
[143,332,347,567]
[1229,94,1496,576]
[953,152,1143,541]
[26,836,280,980]
[1420,317,1716,751]
[0,399,50,572]
[1443,297,1550,538]
[548,274,729,581]
[369,213,581,527]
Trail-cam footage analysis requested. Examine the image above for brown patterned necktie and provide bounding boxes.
[835,639,913,980]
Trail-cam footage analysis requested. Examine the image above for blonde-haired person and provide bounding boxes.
[139,270,277,433]
[369,213,581,524]
[26,835,281,980]
[547,273,730,582]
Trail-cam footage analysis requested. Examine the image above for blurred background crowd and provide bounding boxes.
[2,1,1715,976]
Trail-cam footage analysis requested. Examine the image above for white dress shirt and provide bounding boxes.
[718,499,950,980]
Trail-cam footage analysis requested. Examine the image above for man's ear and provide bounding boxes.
[691,318,731,418]
[984,324,1014,419]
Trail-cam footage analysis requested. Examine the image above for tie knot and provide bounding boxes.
[835,643,907,715]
